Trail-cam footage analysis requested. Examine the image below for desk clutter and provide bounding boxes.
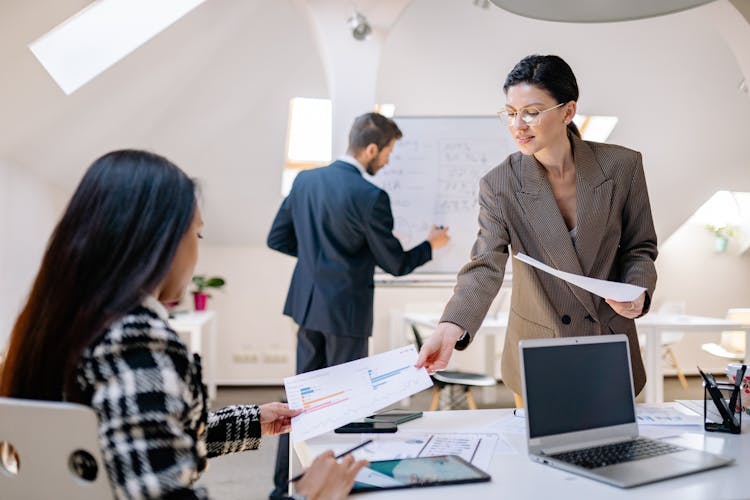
[699,364,747,434]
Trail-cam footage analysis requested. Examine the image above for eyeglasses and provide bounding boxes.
[497,102,566,126]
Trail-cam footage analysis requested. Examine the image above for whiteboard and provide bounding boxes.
[370,116,518,274]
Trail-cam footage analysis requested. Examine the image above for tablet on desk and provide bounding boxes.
[350,455,490,493]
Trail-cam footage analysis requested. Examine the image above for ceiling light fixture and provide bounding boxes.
[488,0,715,23]
[348,11,372,41]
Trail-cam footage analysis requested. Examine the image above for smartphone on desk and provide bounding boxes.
[364,410,423,425]
[334,422,398,433]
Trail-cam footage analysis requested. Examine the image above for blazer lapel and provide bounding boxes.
[516,153,582,275]
[571,135,613,277]
[515,152,597,318]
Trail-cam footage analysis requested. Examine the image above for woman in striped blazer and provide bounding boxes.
[417,55,658,406]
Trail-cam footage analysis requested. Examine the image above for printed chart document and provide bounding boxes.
[514,252,646,302]
[285,345,432,441]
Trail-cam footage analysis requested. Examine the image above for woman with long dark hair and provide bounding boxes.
[0,150,365,498]
[416,55,658,406]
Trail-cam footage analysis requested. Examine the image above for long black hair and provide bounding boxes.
[0,150,196,401]
[503,54,581,138]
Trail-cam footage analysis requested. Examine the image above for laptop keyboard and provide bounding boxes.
[548,438,684,469]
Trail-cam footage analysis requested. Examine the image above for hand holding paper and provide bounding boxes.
[284,345,432,441]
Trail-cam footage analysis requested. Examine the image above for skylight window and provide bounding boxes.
[692,191,749,229]
[29,0,206,94]
[375,103,396,117]
[286,98,332,164]
[573,115,619,142]
[282,97,332,195]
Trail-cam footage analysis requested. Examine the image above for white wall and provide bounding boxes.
[0,161,66,350]
[192,244,297,384]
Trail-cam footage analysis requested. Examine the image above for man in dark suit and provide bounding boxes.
[267,112,449,498]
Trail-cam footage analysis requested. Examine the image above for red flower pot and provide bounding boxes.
[193,292,208,311]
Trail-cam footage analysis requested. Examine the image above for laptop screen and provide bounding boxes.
[523,340,635,438]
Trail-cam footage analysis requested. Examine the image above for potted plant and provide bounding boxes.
[191,275,226,311]
[706,224,739,253]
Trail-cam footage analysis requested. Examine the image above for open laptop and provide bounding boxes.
[519,334,733,488]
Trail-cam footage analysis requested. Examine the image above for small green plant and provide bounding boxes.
[705,224,739,239]
[192,275,226,296]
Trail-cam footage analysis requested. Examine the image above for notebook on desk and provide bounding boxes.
[519,335,733,488]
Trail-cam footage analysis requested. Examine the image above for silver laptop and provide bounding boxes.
[519,334,733,488]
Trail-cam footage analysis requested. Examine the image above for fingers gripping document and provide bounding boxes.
[514,253,646,302]
[284,345,433,442]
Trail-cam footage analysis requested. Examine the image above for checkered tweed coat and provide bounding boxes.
[76,297,262,499]
[441,133,658,395]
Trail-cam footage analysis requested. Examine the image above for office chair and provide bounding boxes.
[410,325,496,410]
[701,308,750,361]
[0,397,113,499]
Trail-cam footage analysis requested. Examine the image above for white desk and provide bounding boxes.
[169,311,218,400]
[637,314,749,404]
[401,312,750,404]
[294,408,749,499]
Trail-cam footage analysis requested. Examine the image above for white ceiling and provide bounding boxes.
[1,0,749,245]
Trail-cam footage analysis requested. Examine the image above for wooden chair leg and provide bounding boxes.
[513,392,524,409]
[429,386,441,411]
[465,389,478,410]
[665,347,689,390]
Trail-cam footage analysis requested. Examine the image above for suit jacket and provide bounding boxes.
[441,134,657,395]
[268,160,432,338]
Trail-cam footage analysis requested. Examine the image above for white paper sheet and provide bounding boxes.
[481,414,527,437]
[636,403,703,426]
[514,253,646,302]
[349,432,505,471]
[285,345,433,441]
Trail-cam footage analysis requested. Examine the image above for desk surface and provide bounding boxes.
[297,408,748,500]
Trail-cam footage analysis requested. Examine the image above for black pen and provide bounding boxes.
[287,438,373,484]
[698,367,734,424]
[728,364,747,417]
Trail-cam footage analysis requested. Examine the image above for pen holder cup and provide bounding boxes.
[704,382,742,434]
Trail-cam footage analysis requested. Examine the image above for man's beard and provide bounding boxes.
[365,158,378,176]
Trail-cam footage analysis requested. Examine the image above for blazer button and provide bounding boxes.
[584,314,595,323]
[561,314,571,325]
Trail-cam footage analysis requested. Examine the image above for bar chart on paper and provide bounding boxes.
[285,345,433,441]
[297,384,350,413]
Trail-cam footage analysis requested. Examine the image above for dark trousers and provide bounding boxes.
[271,327,369,497]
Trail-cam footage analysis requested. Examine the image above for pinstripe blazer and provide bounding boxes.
[441,133,657,395]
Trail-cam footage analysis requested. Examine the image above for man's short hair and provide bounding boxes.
[348,113,403,153]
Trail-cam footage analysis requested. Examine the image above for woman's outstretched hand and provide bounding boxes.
[415,322,465,374]
[259,402,302,436]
